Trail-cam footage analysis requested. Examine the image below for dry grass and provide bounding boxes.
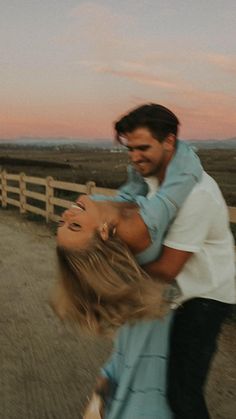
[1,145,235,205]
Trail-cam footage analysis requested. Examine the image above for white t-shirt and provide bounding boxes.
[144,176,160,199]
[164,172,236,304]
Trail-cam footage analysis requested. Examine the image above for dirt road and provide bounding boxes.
[0,210,235,419]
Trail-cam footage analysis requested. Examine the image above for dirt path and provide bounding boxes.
[0,209,235,419]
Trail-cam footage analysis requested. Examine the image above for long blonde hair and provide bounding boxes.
[53,232,169,335]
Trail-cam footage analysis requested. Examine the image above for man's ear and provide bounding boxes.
[99,222,109,241]
[163,133,176,152]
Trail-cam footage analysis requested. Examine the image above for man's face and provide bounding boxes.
[124,127,172,177]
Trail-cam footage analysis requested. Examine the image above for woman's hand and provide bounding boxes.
[83,393,103,419]
[83,376,110,419]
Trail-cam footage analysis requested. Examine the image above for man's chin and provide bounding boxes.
[135,168,147,176]
[136,167,154,177]
[134,165,149,175]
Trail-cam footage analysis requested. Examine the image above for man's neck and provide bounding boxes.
[157,150,175,184]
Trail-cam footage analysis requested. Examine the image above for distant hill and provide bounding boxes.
[0,137,236,149]
[186,137,236,149]
[0,138,115,150]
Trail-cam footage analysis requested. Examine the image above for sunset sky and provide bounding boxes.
[1,0,236,140]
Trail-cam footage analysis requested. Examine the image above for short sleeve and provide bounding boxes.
[164,189,216,252]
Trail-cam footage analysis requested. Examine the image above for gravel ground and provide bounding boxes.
[0,209,235,419]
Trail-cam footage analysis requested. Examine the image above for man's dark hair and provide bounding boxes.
[114,103,179,144]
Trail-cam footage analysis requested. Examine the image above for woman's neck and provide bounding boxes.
[98,201,151,254]
[115,203,151,254]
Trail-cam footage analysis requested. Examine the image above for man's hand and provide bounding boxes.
[143,245,193,282]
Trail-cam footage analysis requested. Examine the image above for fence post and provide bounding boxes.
[19,172,26,214]
[0,171,2,206]
[1,170,7,208]
[46,176,54,222]
[86,181,96,195]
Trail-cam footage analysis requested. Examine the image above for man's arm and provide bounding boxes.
[144,184,217,282]
[144,246,193,282]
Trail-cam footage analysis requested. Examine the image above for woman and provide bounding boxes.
[55,196,174,419]
[55,197,170,331]
[53,143,202,418]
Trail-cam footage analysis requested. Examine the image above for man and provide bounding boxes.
[112,103,235,419]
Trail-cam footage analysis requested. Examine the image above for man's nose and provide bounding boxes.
[129,149,143,162]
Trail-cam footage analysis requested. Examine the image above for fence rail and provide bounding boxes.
[0,171,116,222]
[0,170,236,224]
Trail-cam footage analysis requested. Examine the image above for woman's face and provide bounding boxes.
[57,195,105,249]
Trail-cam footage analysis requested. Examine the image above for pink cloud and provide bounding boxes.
[172,102,236,140]
[55,2,136,63]
[97,67,180,89]
[1,96,235,140]
[0,102,114,139]
[204,53,236,74]
[97,64,236,105]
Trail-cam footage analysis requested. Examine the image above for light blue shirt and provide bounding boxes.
[92,140,203,259]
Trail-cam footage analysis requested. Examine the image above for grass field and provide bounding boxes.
[0,145,236,205]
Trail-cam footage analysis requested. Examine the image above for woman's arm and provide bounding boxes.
[92,142,202,248]
[91,165,147,203]
[116,207,151,254]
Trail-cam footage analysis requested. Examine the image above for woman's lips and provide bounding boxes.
[71,201,85,211]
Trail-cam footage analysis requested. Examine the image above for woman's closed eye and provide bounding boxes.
[68,222,81,232]
[57,220,81,231]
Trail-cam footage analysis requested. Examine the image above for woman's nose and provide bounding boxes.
[63,208,74,220]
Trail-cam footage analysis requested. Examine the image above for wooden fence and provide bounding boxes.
[0,170,236,224]
[0,171,116,222]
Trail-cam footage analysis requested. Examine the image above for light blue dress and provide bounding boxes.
[92,141,202,418]
[101,237,175,419]
[102,313,174,419]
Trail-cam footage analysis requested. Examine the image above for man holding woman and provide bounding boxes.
[54,104,235,418]
[110,104,236,418]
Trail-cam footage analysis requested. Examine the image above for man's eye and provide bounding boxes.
[69,223,81,231]
[138,146,150,151]
[126,146,150,152]
[57,220,65,227]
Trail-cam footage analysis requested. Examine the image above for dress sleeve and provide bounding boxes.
[137,141,203,242]
[100,356,117,382]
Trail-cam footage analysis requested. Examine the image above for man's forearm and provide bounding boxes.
[143,246,193,282]
[143,259,175,283]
